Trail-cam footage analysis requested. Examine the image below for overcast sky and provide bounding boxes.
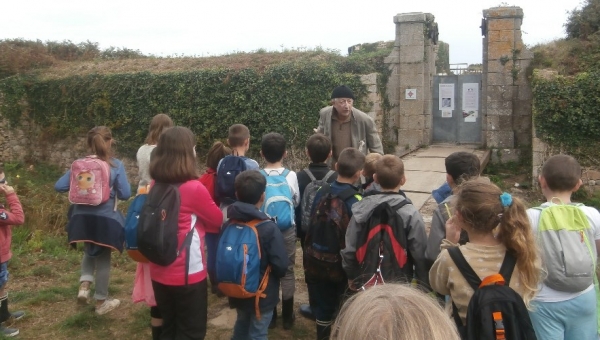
[2,0,583,65]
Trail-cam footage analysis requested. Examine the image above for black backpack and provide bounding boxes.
[355,197,411,289]
[137,183,194,273]
[303,184,358,283]
[448,247,537,340]
[215,155,247,204]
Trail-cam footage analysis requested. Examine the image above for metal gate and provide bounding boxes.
[432,74,482,143]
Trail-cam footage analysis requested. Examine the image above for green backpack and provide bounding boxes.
[533,199,596,293]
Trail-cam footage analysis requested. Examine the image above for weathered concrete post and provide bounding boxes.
[384,12,437,155]
[482,6,533,162]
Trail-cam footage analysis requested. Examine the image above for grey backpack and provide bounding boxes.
[300,169,335,232]
[534,201,596,292]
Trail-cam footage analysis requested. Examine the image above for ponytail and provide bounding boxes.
[206,141,232,170]
[87,126,114,167]
[497,196,539,307]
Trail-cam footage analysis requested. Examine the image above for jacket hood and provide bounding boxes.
[227,201,270,221]
[352,192,412,224]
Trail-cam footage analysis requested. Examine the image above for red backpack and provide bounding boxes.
[68,156,111,206]
[199,168,218,206]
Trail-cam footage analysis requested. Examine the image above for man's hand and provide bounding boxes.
[445,216,461,244]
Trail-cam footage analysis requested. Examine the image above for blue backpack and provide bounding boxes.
[216,155,247,204]
[260,169,294,230]
[216,219,271,319]
[124,193,149,262]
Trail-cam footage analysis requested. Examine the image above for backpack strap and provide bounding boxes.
[448,247,480,334]
[281,169,290,177]
[304,169,316,182]
[498,251,517,285]
[447,247,481,290]
[337,187,360,202]
[322,170,335,182]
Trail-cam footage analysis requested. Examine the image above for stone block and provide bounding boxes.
[514,98,532,116]
[488,41,515,59]
[487,29,517,43]
[486,59,514,74]
[486,130,514,148]
[395,12,428,23]
[400,99,425,116]
[399,130,426,149]
[490,148,521,163]
[484,7,523,19]
[407,115,425,130]
[487,85,514,102]
[400,45,425,63]
[384,55,399,64]
[487,107,513,116]
[487,100,512,110]
[486,115,513,130]
[487,18,517,31]
[487,72,514,86]
[516,84,532,101]
[399,73,425,87]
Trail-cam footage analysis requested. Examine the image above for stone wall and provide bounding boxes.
[482,6,533,162]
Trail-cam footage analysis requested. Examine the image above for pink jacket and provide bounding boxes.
[0,193,24,263]
[149,180,222,286]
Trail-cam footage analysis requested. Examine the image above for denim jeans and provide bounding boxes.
[0,262,8,289]
[231,308,274,340]
[529,288,597,340]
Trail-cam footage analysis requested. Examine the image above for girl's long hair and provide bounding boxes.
[205,141,231,170]
[454,178,539,306]
[145,113,174,145]
[87,126,114,167]
[149,126,198,183]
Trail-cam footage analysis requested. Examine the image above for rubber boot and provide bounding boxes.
[316,323,331,340]
[268,307,277,329]
[0,296,18,337]
[282,298,295,330]
[151,326,162,340]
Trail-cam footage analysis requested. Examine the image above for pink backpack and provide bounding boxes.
[68,156,111,206]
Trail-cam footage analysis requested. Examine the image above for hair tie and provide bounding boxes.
[500,192,513,208]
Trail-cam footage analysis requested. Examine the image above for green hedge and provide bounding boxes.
[0,59,367,157]
[532,70,600,165]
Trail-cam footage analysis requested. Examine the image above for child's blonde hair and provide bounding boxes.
[453,177,539,306]
[363,153,383,178]
[331,284,460,340]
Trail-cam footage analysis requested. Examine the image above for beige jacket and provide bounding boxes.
[429,241,529,325]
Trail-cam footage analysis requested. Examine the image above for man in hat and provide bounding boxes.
[316,85,383,164]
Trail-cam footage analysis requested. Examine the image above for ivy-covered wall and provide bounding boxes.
[531,69,600,185]
[0,60,368,161]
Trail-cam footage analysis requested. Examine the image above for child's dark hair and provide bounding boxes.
[541,154,581,192]
[445,152,480,185]
[261,132,286,163]
[336,148,365,178]
[145,113,174,145]
[453,177,538,306]
[375,155,404,189]
[206,141,232,170]
[235,170,266,205]
[306,133,331,163]
[228,124,250,148]
[87,126,114,167]
[150,126,198,183]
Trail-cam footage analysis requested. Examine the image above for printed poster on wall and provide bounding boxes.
[442,110,452,118]
[439,84,454,110]
[462,83,479,123]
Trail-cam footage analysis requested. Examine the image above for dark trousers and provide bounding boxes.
[307,280,348,324]
[205,233,219,287]
[152,279,208,340]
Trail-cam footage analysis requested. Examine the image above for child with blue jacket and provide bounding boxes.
[226,170,288,340]
[55,126,131,315]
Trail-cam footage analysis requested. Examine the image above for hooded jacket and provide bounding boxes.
[341,192,429,288]
[0,193,24,263]
[225,201,289,312]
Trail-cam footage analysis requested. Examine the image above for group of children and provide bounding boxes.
[0,110,581,340]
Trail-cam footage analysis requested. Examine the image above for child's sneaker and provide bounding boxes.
[77,286,90,305]
[0,325,18,337]
[95,299,120,315]
[3,311,25,326]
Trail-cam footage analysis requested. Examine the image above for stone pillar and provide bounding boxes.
[482,6,533,162]
[385,12,437,155]
[359,73,383,136]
